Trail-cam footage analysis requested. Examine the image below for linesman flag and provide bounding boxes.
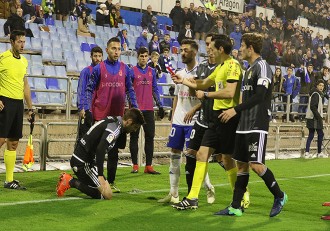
[23,113,35,171]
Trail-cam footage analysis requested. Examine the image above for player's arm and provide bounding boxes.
[207,81,238,99]
[184,102,201,124]
[125,66,138,108]
[77,68,89,118]
[173,73,214,90]
[23,76,34,121]
[85,66,101,111]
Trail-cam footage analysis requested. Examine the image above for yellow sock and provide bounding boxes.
[187,161,207,199]
[227,167,238,191]
[4,150,16,182]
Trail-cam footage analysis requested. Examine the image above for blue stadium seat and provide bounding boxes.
[31,55,43,67]
[42,47,53,61]
[103,26,111,34]
[71,93,77,107]
[71,79,79,91]
[30,90,37,104]
[24,37,32,50]
[44,65,56,76]
[80,42,91,52]
[130,56,137,65]
[89,24,96,33]
[66,28,76,37]
[42,38,52,48]
[77,36,87,44]
[86,36,95,44]
[96,25,104,33]
[50,32,60,41]
[34,78,47,89]
[46,78,60,90]
[54,20,63,28]
[71,42,81,52]
[66,60,79,73]
[55,66,67,77]
[27,77,34,88]
[63,50,74,61]
[48,25,56,33]
[39,31,50,40]
[52,47,63,62]
[74,51,85,63]
[120,55,129,64]
[111,27,119,35]
[31,37,42,51]
[26,65,31,75]
[0,43,7,53]
[95,37,103,47]
[84,52,91,62]
[36,92,49,104]
[77,61,86,71]
[52,41,62,50]
[177,61,184,69]
[49,93,64,104]
[22,54,31,62]
[62,41,71,51]
[136,26,142,32]
[90,43,98,49]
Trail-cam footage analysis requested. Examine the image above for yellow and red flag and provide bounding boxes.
[22,113,35,171]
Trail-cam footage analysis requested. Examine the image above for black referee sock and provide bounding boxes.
[231,173,249,209]
[185,155,196,194]
[70,178,102,199]
[260,168,284,198]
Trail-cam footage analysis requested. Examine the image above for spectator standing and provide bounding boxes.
[272,68,284,117]
[209,18,226,35]
[305,80,326,158]
[296,64,316,121]
[159,33,172,54]
[182,7,193,29]
[282,67,301,122]
[77,10,95,37]
[117,27,129,51]
[0,30,33,190]
[141,5,153,28]
[41,0,55,19]
[21,0,44,24]
[85,37,138,193]
[109,7,118,28]
[73,0,92,17]
[4,8,34,37]
[158,48,174,73]
[177,21,194,45]
[285,1,296,21]
[230,26,242,50]
[9,0,21,15]
[135,29,149,51]
[148,16,160,36]
[170,0,184,32]
[105,0,115,11]
[55,0,74,21]
[194,6,207,40]
[148,34,161,54]
[96,4,110,27]
[130,47,164,174]
[148,51,162,79]
[76,46,103,142]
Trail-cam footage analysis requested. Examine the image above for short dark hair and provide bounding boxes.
[211,34,232,54]
[287,66,293,71]
[123,108,145,125]
[205,33,215,39]
[137,47,149,56]
[163,47,170,52]
[107,37,120,46]
[91,46,103,56]
[181,39,199,51]
[10,30,25,42]
[241,33,263,54]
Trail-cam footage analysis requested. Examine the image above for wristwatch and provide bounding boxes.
[204,91,209,99]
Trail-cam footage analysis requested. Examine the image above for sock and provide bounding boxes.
[4,150,16,182]
[185,155,196,194]
[70,178,102,199]
[260,168,284,198]
[203,172,212,189]
[169,153,181,197]
[187,161,207,200]
[226,167,238,191]
[231,172,249,209]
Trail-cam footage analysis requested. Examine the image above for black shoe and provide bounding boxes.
[172,197,198,210]
[4,180,27,190]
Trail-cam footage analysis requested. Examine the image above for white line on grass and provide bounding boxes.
[0,197,82,206]
[1,173,330,206]
[128,173,330,194]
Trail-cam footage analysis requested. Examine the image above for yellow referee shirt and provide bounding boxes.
[208,57,242,110]
[0,50,28,100]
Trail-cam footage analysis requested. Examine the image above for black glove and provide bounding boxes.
[159,107,165,119]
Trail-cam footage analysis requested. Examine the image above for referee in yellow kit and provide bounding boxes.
[0,30,34,190]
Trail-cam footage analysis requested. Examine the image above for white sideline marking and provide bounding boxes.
[0,197,82,206]
[128,173,330,194]
[1,174,330,205]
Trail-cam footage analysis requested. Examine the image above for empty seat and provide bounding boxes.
[31,37,42,51]
[0,43,6,52]
[120,55,129,64]
[95,38,103,47]
[62,41,71,51]
[89,24,96,33]
[54,20,63,28]
[80,42,91,52]
[66,60,78,73]
[55,66,67,77]
[71,93,77,107]
[71,79,79,92]
[83,52,91,62]
[52,48,63,62]
[39,31,50,40]
[30,65,43,76]
[36,92,49,104]
[77,36,87,44]
[74,50,85,63]
[42,38,52,48]
[30,90,37,104]
[42,47,53,61]
[49,93,64,104]
[63,50,74,61]
[34,78,47,89]
[86,37,95,44]
[27,77,34,88]
[31,55,43,66]
[44,65,56,76]
[24,37,31,50]
[46,78,59,89]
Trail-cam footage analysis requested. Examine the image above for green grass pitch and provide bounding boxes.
[1,158,330,231]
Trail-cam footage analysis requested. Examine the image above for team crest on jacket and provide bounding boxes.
[119,70,123,76]
[137,75,141,79]
[106,133,115,143]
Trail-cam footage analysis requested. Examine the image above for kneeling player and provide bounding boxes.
[56,108,145,199]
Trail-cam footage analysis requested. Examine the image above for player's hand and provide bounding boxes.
[196,90,205,100]
[171,73,183,84]
[185,77,196,84]
[219,108,237,123]
[184,109,195,124]
[98,176,112,200]
[27,110,35,124]
[0,100,4,111]
[158,107,165,119]
[79,109,86,119]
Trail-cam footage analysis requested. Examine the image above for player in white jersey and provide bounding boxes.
[158,39,201,203]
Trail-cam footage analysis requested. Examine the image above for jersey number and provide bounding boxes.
[190,129,195,139]
[170,127,176,137]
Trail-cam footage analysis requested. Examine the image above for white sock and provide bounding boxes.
[169,153,181,197]
[203,172,212,189]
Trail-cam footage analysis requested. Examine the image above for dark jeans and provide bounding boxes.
[130,110,155,166]
[282,95,293,113]
[306,128,324,153]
